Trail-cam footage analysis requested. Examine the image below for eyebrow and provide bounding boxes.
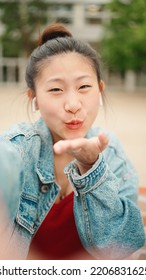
[46,78,63,83]
[75,75,92,81]
[46,75,92,83]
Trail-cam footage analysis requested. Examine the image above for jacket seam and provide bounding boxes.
[78,167,108,194]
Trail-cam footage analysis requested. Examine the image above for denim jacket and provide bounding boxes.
[0,118,145,259]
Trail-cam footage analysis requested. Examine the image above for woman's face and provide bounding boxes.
[34,52,104,143]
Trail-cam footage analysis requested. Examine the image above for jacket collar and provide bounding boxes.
[34,118,55,184]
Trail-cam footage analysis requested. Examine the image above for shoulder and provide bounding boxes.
[0,118,52,155]
[0,122,38,140]
[0,117,51,141]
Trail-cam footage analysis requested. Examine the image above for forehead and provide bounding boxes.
[37,52,96,78]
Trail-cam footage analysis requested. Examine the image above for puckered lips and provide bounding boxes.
[65,119,83,130]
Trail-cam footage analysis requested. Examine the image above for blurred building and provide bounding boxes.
[46,0,111,43]
[0,0,111,84]
[1,0,145,91]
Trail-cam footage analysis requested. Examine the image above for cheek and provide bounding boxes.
[42,107,57,121]
[85,93,99,113]
[38,99,56,117]
[40,106,57,129]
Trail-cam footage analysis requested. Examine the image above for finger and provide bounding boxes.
[97,131,109,151]
[54,133,109,155]
[89,133,108,152]
[53,138,86,154]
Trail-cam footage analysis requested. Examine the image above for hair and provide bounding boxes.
[25,23,102,91]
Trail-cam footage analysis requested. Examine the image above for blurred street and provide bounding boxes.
[0,84,146,187]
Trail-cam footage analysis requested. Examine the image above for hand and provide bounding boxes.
[53,132,109,174]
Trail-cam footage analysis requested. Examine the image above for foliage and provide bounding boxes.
[100,0,146,73]
[0,0,48,57]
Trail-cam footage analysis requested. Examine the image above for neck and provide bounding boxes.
[54,152,74,203]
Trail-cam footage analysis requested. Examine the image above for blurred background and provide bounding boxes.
[0,0,146,258]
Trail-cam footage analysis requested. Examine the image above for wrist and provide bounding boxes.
[64,153,107,195]
[77,156,99,175]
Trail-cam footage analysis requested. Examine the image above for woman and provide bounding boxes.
[0,23,145,260]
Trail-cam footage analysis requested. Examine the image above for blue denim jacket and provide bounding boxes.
[0,118,145,259]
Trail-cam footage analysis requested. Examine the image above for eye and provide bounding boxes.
[80,85,90,89]
[79,85,92,91]
[49,88,63,94]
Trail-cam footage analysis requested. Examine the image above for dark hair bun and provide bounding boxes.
[38,23,72,46]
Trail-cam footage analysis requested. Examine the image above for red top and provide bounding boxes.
[29,192,94,260]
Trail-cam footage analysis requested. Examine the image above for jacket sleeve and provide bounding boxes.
[64,132,145,259]
[0,138,23,215]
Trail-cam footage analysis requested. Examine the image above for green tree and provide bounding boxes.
[0,0,49,57]
[100,0,146,73]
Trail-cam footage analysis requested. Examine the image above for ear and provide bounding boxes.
[99,80,105,93]
[27,88,39,111]
[27,88,35,100]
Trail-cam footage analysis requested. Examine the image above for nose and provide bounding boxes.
[64,93,81,114]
